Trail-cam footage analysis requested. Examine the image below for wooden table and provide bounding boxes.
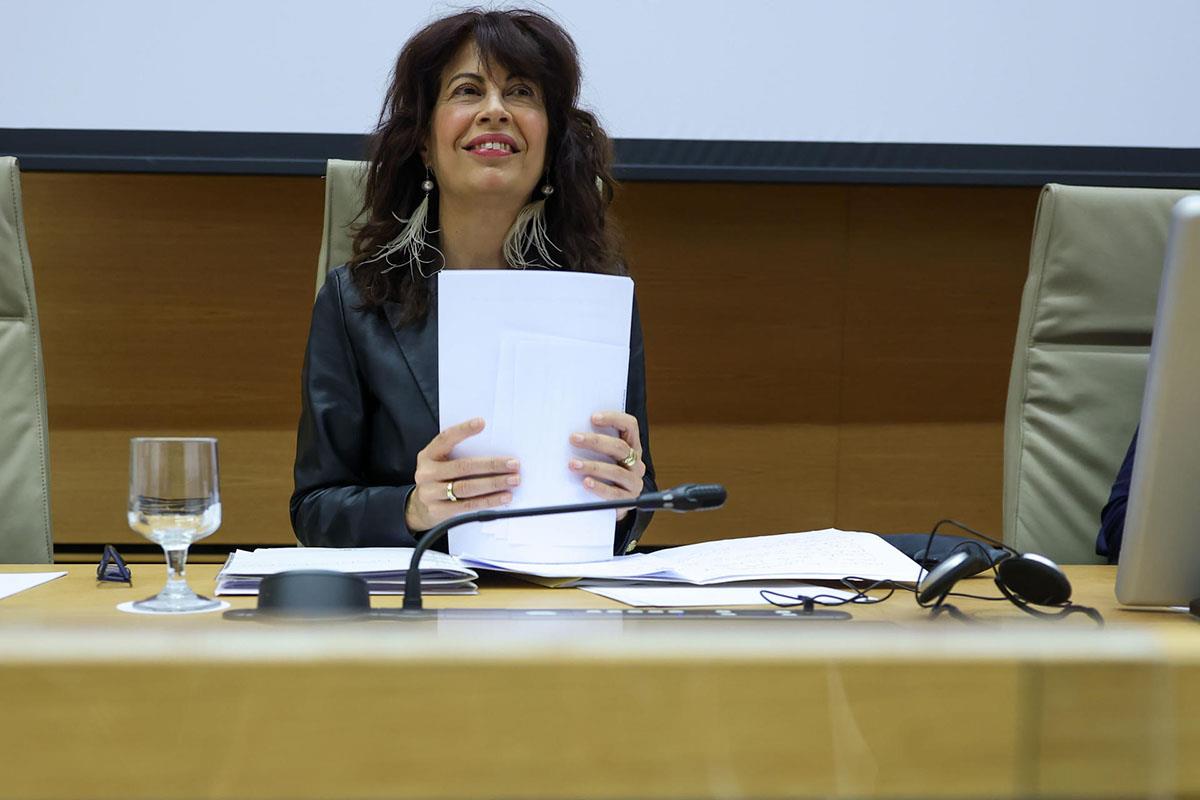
[2,564,1198,799]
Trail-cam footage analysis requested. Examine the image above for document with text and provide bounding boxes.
[460,529,924,585]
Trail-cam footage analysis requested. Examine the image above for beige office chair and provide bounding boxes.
[0,157,53,563]
[1004,183,1199,564]
[316,159,370,297]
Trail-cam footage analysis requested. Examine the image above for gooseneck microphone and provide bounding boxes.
[402,483,727,611]
[635,483,728,511]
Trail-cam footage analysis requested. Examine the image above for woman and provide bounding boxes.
[290,9,655,554]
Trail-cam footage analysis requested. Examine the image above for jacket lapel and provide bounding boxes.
[383,301,439,426]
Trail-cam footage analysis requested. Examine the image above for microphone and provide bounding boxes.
[402,483,727,611]
[633,483,727,511]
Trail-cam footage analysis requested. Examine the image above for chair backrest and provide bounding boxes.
[1004,183,1199,563]
[0,156,52,563]
[316,159,369,297]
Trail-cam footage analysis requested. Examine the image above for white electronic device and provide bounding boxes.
[1115,195,1200,607]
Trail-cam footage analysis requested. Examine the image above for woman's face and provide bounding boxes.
[424,42,549,205]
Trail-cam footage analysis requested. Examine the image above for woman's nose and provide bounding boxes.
[476,89,510,124]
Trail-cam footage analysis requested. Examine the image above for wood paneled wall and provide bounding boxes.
[19,172,1039,548]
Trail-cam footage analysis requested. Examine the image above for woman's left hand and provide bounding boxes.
[569,410,646,521]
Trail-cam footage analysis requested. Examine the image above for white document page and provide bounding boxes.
[652,530,924,584]
[462,530,923,584]
[219,547,472,576]
[579,581,858,608]
[485,334,628,559]
[466,551,672,579]
[438,271,634,563]
[0,572,67,601]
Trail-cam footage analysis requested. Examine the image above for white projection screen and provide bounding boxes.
[3,0,1198,184]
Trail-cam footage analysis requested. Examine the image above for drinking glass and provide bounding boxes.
[127,437,222,612]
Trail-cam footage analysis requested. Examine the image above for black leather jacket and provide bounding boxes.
[290,266,656,554]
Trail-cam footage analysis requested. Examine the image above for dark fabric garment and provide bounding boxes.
[1096,428,1139,564]
[290,266,656,554]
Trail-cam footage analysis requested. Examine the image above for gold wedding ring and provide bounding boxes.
[446,481,459,503]
[621,446,638,468]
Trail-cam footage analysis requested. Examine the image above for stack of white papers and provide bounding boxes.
[214,548,478,596]
[439,271,634,564]
[460,529,924,587]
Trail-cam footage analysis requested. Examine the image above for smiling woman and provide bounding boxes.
[350,10,626,318]
[426,50,553,269]
[289,9,656,553]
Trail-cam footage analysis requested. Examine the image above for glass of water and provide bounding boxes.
[128,437,222,613]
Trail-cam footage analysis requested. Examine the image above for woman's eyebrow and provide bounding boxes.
[446,70,535,88]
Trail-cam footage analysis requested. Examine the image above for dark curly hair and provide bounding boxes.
[349,8,626,324]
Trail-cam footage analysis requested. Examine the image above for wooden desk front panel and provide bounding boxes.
[0,657,1030,800]
[21,173,1037,547]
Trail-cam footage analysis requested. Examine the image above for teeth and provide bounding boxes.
[475,141,512,152]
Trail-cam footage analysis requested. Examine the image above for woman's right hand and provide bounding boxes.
[404,417,520,532]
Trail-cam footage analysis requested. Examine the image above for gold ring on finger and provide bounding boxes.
[621,447,638,468]
[446,481,459,503]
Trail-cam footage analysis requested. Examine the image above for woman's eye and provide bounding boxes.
[452,84,480,96]
[509,84,536,98]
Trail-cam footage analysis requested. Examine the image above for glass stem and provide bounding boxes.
[163,546,191,594]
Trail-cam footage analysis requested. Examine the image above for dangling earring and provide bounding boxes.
[368,166,445,279]
[504,180,563,270]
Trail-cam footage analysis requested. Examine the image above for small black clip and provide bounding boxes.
[97,544,132,585]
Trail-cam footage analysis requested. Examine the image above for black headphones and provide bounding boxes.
[916,520,1101,624]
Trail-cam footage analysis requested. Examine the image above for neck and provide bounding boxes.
[437,192,525,269]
